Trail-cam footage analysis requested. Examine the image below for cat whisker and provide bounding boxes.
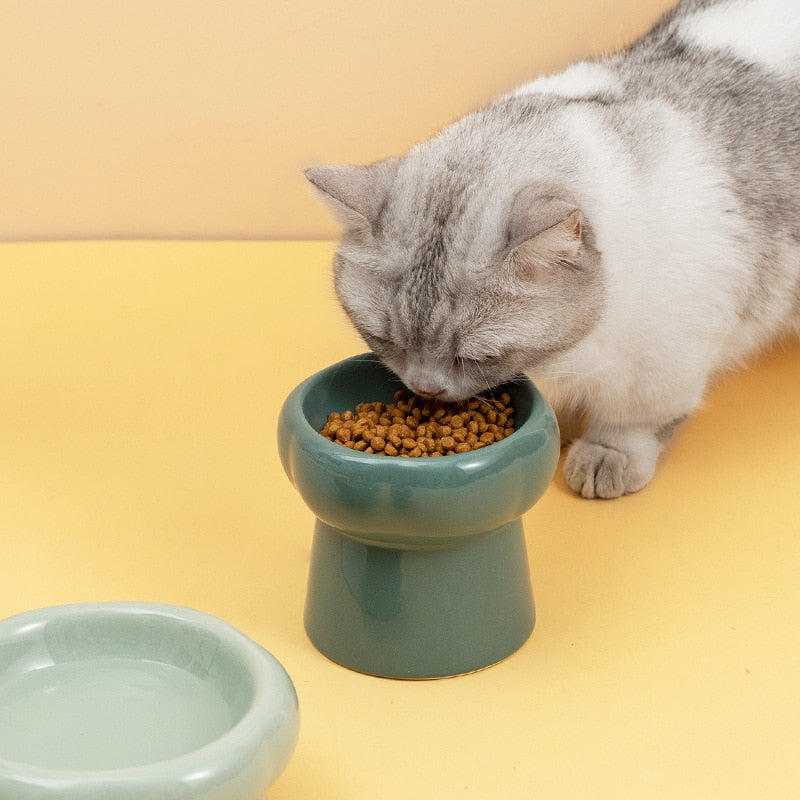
[540,370,585,380]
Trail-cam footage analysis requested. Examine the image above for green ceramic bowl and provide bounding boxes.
[278,353,559,549]
[278,354,560,678]
[0,603,299,799]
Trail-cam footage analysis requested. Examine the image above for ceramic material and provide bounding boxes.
[278,353,560,678]
[0,603,299,799]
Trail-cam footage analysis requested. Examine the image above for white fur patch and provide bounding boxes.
[512,62,623,100]
[676,0,800,72]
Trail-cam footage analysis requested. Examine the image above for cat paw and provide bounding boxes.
[563,438,654,499]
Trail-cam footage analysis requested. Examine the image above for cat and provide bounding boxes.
[306,0,800,498]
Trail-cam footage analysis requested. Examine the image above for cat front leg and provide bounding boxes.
[563,417,686,499]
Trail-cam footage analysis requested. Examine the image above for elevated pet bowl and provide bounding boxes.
[0,603,300,799]
[278,353,559,679]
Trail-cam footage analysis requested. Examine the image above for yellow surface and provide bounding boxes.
[2,241,799,798]
[1,1,674,241]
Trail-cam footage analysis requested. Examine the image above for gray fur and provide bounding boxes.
[307,0,800,497]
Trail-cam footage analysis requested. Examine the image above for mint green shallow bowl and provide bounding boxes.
[0,603,299,799]
[278,353,560,679]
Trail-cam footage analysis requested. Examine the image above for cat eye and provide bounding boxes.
[365,334,403,359]
[457,352,506,367]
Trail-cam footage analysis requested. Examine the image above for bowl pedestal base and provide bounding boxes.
[304,519,535,679]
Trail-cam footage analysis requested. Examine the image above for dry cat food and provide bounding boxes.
[320,390,516,456]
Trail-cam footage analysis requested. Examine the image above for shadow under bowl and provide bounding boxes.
[0,603,300,800]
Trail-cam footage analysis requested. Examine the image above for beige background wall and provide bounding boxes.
[1,0,674,241]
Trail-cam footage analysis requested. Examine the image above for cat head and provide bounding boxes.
[307,141,605,401]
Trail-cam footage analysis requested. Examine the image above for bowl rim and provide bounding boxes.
[0,602,299,789]
[288,352,548,471]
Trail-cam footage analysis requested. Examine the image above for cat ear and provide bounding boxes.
[508,210,585,275]
[306,159,398,234]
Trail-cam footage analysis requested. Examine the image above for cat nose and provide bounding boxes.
[410,385,443,399]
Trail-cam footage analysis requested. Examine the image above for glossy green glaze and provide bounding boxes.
[278,354,560,678]
[305,518,536,678]
[0,603,299,799]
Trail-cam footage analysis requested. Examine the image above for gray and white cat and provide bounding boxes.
[307,0,800,498]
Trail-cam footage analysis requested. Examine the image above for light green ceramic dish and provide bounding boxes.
[278,353,560,679]
[0,603,299,799]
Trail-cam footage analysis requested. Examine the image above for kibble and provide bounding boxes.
[319,390,516,456]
